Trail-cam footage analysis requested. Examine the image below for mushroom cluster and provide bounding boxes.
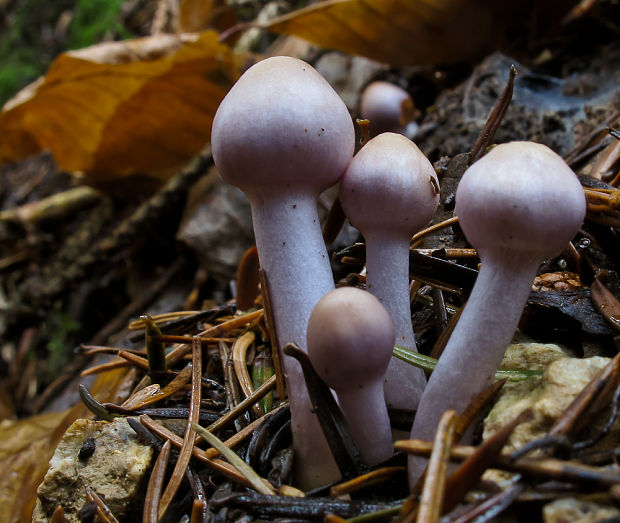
[212,56,587,494]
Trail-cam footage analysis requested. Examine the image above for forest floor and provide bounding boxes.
[1,0,620,520]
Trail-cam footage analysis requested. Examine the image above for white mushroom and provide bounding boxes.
[211,56,355,489]
[408,141,586,486]
[307,287,395,466]
[339,132,440,411]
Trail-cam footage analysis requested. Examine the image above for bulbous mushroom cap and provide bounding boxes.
[360,81,415,136]
[307,287,396,390]
[455,141,586,256]
[339,133,440,237]
[211,56,355,196]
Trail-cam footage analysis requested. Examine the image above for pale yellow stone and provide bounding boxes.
[32,417,152,522]
[483,353,610,454]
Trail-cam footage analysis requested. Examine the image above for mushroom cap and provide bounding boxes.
[211,56,355,196]
[455,141,586,256]
[360,81,415,136]
[339,133,440,237]
[307,287,396,390]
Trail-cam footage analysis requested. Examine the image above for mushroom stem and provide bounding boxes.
[250,190,340,487]
[337,383,393,465]
[365,231,427,409]
[407,249,538,484]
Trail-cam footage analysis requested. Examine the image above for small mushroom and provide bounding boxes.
[339,132,440,411]
[360,81,417,137]
[211,56,355,488]
[307,287,395,465]
[408,141,586,485]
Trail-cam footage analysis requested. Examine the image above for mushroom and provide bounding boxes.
[211,56,355,489]
[307,286,395,465]
[339,132,440,411]
[408,141,586,485]
[360,81,417,137]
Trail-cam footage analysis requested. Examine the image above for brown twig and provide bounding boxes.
[329,467,406,497]
[259,269,287,401]
[139,415,255,487]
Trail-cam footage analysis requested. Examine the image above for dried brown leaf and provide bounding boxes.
[0,31,244,181]
[261,1,575,67]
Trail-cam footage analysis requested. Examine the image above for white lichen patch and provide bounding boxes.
[32,417,152,522]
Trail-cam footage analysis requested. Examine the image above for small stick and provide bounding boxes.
[190,499,207,523]
[192,422,276,495]
[164,309,264,366]
[548,353,620,441]
[49,505,66,523]
[395,441,620,486]
[259,269,287,401]
[329,467,405,497]
[219,341,247,431]
[139,415,255,487]
[469,65,517,164]
[86,488,120,523]
[204,402,289,459]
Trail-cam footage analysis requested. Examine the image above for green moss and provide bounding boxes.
[0,0,132,106]
[67,0,131,50]
[45,310,80,377]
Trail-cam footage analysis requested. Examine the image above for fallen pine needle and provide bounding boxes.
[191,422,276,495]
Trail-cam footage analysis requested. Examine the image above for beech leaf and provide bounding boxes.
[0,31,245,182]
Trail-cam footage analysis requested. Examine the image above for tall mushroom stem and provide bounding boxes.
[407,249,537,483]
[250,190,340,488]
[365,231,427,410]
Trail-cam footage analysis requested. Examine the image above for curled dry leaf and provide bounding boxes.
[260,0,577,67]
[0,31,245,182]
